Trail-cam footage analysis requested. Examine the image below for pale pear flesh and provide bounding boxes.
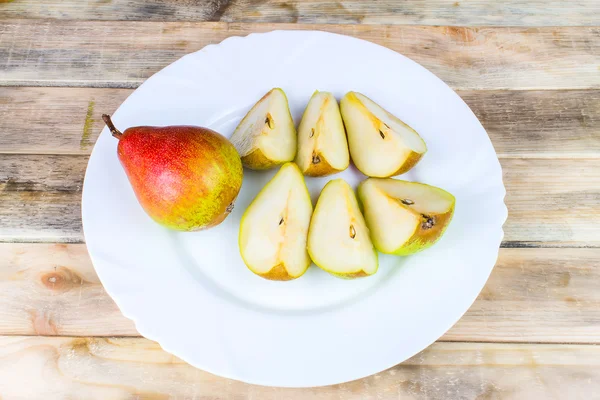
[340,92,427,178]
[295,91,349,177]
[230,88,296,170]
[239,163,313,280]
[308,179,378,278]
[358,178,455,256]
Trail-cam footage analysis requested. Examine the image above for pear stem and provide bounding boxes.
[102,114,123,140]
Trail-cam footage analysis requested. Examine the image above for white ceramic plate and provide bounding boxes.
[82,30,507,387]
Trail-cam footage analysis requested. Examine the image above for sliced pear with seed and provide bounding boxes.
[358,178,455,256]
[308,179,378,278]
[239,163,313,280]
[295,91,349,176]
[340,91,427,177]
[230,88,296,170]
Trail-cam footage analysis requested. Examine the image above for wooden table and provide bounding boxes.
[1,1,599,398]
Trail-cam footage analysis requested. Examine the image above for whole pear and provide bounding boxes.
[103,114,243,231]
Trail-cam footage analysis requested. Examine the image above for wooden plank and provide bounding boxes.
[0,337,598,399]
[1,0,599,27]
[0,155,85,242]
[1,87,599,158]
[0,87,129,154]
[0,245,598,342]
[444,248,600,343]
[502,158,600,247]
[0,154,85,191]
[2,155,599,245]
[0,191,83,243]
[463,90,600,159]
[1,20,599,90]
[0,243,136,336]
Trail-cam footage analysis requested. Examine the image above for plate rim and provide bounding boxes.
[82,29,508,387]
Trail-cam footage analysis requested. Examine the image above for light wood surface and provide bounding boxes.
[0,337,598,399]
[1,0,599,26]
[1,87,598,157]
[1,21,599,90]
[0,244,598,342]
[1,1,599,397]
[2,155,599,245]
[0,243,136,336]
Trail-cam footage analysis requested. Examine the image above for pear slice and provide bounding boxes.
[230,88,296,170]
[308,179,378,278]
[358,178,455,256]
[340,91,427,178]
[239,163,313,280]
[295,91,349,177]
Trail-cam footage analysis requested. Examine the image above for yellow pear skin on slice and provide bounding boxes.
[295,91,350,177]
[340,91,427,178]
[358,178,455,256]
[230,88,297,170]
[308,179,378,278]
[239,163,313,280]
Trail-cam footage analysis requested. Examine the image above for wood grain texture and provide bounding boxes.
[1,20,599,89]
[0,245,598,342]
[0,87,129,154]
[0,2,597,396]
[444,248,600,343]
[0,244,136,336]
[503,158,600,247]
[0,336,598,399]
[1,0,599,26]
[0,155,85,242]
[1,87,599,157]
[2,155,599,245]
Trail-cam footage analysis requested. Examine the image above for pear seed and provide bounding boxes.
[312,154,321,164]
[279,217,284,226]
[401,199,414,205]
[379,130,386,139]
[309,128,315,138]
[349,225,356,239]
[265,114,274,129]
[421,215,435,230]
